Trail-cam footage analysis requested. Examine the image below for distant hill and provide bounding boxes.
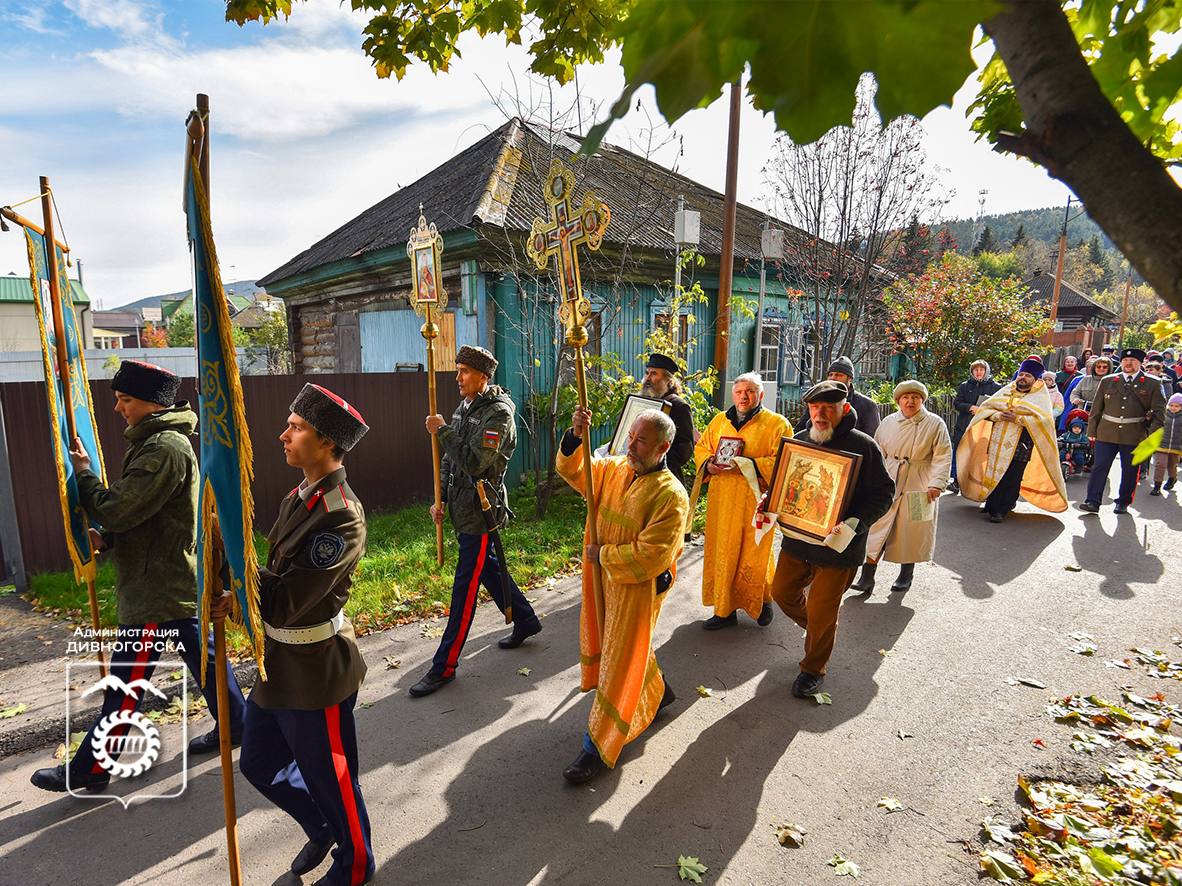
[938,207,1116,255]
[117,280,263,312]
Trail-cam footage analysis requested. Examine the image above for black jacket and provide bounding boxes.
[953,375,1002,437]
[795,388,881,439]
[779,410,895,569]
[663,393,696,476]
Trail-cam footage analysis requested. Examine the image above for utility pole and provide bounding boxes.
[713,79,741,406]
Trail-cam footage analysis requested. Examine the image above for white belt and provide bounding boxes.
[263,610,345,645]
[1102,415,1143,425]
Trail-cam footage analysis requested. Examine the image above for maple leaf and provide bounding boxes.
[654,856,708,883]
[1031,738,1046,749]
[384,655,401,669]
[878,797,903,811]
[980,849,1025,882]
[0,703,27,719]
[421,625,444,639]
[695,685,713,697]
[774,822,806,847]
[828,854,860,878]
[808,692,832,705]
[517,667,531,676]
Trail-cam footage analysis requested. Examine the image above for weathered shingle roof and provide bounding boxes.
[260,118,805,287]
[1022,273,1117,321]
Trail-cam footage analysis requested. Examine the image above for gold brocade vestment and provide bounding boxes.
[694,408,790,619]
[556,444,689,767]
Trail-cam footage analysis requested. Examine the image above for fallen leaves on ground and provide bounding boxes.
[421,625,444,639]
[358,700,375,709]
[54,730,87,762]
[979,796,996,807]
[516,667,531,676]
[827,854,860,878]
[384,656,401,669]
[1132,645,1182,681]
[654,855,708,882]
[979,690,1182,883]
[1067,632,1097,655]
[774,821,806,847]
[695,685,713,698]
[877,797,903,812]
[1063,564,1083,572]
[0,703,27,719]
[1004,677,1047,689]
[808,692,832,705]
[878,649,892,656]
[898,728,912,740]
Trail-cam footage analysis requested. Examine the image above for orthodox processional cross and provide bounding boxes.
[409,206,448,568]
[526,159,611,635]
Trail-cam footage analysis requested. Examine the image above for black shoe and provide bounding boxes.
[989,513,1004,523]
[1151,484,1162,496]
[1113,503,1129,514]
[409,670,455,697]
[188,728,242,756]
[292,838,334,875]
[1079,501,1101,512]
[1166,478,1177,491]
[562,749,604,785]
[498,623,542,649]
[757,603,774,626]
[791,671,824,698]
[658,682,676,714]
[947,480,960,494]
[849,562,877,595]
[31,764,109,794]
[890,563,915,592]
[702,612,738,631]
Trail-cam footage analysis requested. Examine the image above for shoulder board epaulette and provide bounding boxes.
[322,484,350,512]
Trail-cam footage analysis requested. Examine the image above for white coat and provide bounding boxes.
[864,408,953,564]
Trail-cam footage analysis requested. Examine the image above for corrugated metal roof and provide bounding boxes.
[0,273,90,304]
[260,118,811,287]
[1022,273,1117,320]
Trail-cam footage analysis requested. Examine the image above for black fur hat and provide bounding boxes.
[111,360,181,406]
[456,345,498,378]
[290,384,369,451]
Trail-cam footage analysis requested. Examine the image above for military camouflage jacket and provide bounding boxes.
[437,384,517,536]
[76,402,199,625]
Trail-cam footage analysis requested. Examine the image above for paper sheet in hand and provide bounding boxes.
[905,490,934,523]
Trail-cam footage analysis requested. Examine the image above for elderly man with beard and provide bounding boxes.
[695,371,789,629]
[556,405,688,784]
[957,359,1068,523]
[640,353,696,486]
[768,381,894,699]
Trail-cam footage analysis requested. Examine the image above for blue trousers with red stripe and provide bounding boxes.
[240,694,374,886]
[1086,440,1141,506]
[70,618,247,779]
[430,531,541,678]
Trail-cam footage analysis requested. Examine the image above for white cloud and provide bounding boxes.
[3,5,63,35]
[65,0,175,49]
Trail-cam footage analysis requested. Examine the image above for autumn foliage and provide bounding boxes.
[883,256,1051,383]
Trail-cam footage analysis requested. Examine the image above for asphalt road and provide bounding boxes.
[1,472,1180,886]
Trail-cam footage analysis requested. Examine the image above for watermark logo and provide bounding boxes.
[66,659,189,807]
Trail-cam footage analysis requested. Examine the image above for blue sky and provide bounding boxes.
[0,0,1107,309]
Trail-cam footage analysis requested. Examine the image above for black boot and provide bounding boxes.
[890,563,915,593]
[849,562,877,595]
[1151,483,1162,496]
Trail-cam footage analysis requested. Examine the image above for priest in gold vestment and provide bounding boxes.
[695,371,790,629]
[956,358,1068,521]
[556,405,689,784]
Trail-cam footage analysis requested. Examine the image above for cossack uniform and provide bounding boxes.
[1085,348,1167,511]
[238,383,374,886]
[420,346,541,689]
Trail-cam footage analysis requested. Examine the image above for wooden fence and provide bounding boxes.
[0,372,460,576]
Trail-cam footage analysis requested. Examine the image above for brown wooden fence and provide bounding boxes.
[0,372,460,575]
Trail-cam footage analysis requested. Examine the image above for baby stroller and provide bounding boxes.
[1059,409,1093,481]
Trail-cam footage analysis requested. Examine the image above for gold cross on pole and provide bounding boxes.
[526,159,610,345]
[526,158,611,638]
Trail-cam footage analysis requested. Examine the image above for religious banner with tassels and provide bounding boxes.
[3,183,108,674]
[183,103,265,686]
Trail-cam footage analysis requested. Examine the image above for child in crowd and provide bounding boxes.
[1059,411,1091,475]
[1150,393,1182,496]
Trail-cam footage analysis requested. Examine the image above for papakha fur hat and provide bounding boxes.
[290,383,369,451]
[111,360,181,406]
[455,345,498,378]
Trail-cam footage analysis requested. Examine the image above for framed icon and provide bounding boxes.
[606,394,671,456]
[714,436,744,466]
[412,242,441,306]
[763,437,863,541]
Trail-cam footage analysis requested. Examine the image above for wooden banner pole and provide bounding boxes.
[41,176,106,677]
[424,303,445,567]
[571,337,605,636]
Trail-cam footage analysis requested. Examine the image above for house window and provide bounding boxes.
[758,323,782,383]
[654,311,689,347]
[857,327,891,379]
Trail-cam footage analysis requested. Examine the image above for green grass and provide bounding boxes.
[25,479,708,658]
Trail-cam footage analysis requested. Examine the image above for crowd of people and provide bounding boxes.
[27,339,1176,886]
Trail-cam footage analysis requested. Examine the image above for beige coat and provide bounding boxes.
[865,408,952,564]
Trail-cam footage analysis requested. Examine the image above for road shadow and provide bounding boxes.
[934,496,1064,599]
[1071,508,1164,600]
